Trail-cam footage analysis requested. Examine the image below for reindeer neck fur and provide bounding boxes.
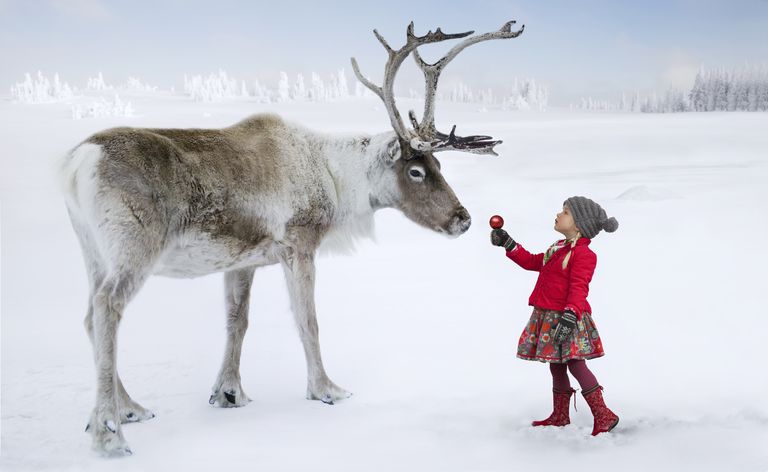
[297,127,400,254]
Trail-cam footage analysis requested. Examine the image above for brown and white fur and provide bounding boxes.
[61,115,470,455]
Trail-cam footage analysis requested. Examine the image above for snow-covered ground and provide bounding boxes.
[1,93,767,471]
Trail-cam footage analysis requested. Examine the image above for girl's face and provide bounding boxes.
[554,205,580,237]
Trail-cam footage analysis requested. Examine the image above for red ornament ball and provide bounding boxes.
[489,215,504,229]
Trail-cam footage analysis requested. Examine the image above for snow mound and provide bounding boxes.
[71,94,134,119]
[616,185,680,201]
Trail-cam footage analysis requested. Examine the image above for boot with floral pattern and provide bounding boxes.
[532,388,576,427]
[582,385,619,435]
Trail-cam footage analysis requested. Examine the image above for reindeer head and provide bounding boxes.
[352,21,524,237]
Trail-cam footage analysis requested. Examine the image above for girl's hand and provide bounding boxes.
[490,229,516,251]
[552,309,577,344]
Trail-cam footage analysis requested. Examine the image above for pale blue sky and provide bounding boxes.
[2,0,767,105]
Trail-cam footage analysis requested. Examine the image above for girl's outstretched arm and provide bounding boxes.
[506,245,544,272]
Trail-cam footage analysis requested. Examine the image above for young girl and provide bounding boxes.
[491,196,619,436]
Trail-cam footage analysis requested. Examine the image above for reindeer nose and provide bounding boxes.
[454,206,472,234]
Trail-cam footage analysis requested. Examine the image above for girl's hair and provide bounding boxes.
[561,233,580,270]
[561,202,580,270]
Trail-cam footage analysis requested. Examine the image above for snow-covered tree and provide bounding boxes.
[619,93,629,112]
[686,64,768,112]
[640,93,657,113]
[576,97,612,111]
[71,94,134,119]
[120,77,158,92]
[531,81,549,110]
[10,71,74,103]
[87,72,113,91]
[277,72,290,102]
[479,88,495,105]
[327,69,349,100]
[747,74,759,111]
[252,78,272,103]
[183,69,246,102]
[444,81,473,103]
[736,70,751,111]
[689,68,707,111]
[757,71,768,111]
[713,68,729,111]
[662,87,690,112]
[337,69,349,98]
[506,94,530,110]
[501,78,548,111]
[292,74,307,101]
[579,64,768,113]
[309,72,325,101]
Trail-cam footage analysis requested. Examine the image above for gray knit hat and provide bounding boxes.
[564,196,619,239]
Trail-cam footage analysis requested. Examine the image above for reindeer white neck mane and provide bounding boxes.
[303,128,399,255]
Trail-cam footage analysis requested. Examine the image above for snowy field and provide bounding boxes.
[1,93,767,471]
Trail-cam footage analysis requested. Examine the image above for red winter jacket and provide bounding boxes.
[506,238,596,319]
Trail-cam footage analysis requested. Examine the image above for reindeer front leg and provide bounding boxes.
[210,267,256,407]
[280,248,350,404]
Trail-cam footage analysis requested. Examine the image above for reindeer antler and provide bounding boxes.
[351,21,524,157]
[411,21,525,156]
[351,23,472,145]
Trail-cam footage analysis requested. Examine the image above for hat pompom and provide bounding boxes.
[602,216,619,233]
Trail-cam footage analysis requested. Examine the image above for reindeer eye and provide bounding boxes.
[408,167,425,182]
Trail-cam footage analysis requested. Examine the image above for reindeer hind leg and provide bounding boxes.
[74,221,156,429]
[75,194,164,456]
[88,267,154,456]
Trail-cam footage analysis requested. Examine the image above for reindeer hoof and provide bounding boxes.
[209,387,251,407]
[88,414,131,457]
[119,398,155,424]
[101,446,132,458]
[123,411,154,423]
[105,420,117,433]
[307,382,352,404]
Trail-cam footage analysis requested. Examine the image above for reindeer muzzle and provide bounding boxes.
[448,206,472,236]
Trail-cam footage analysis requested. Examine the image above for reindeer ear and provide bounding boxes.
[386,138,402,162]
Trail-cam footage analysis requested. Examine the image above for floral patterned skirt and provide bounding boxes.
[516,307,605,363]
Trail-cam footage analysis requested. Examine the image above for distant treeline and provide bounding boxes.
[577,65,768,113]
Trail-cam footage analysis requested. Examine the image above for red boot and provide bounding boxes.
[532,388,576,427]
[582,385,619,436]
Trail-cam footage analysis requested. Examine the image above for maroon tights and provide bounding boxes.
[550,360,598,392]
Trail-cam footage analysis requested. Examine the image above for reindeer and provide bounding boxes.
[61,21,523,456]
